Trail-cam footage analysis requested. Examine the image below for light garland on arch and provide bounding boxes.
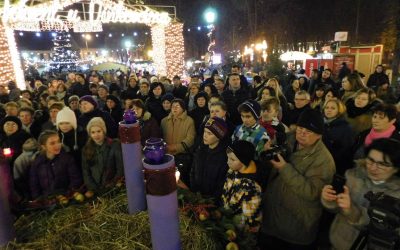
[2,0,171,32]
[151,24,167,76]
[164,22,184,78]
[0,22,24,88]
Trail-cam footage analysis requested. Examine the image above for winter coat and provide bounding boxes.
[261,138,335,245]
[190,141,229,199]
[0,130,31,166]
[160,111,196,155]
[103,98,124,124]
[322,117,355,175]
[366,72,390,91]
[120,86,139,100]
[222,162,262,229]
[82,138,124,191]
[29,151,83,199]
[189,106,210,132]
[352,127,400,160]
[172,85,188,100]
[138,111,162,146]
[145,96,167,124]
[69,82,91,97]
[221,87,250,126]
[78,108,118,139]
[322,160,400,250]
[59,129,86,169]
[282,104,311,127]
[345,99,373,137]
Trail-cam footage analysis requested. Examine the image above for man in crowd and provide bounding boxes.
[221,73,250,126]
[366,64,390,92]
[260,109,335,249]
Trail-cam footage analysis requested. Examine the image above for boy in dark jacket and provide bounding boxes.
[190,117,229,200]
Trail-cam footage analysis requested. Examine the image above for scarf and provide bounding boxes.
[364,125,396,146]
[346,99,371,118]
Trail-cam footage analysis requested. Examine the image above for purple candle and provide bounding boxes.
[0,160,14,247]
[143,138,166,165]
[143,154,181,250]
[123,109,137,124]
[119,120,147,214]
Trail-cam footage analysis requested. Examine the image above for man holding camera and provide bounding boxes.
[259,109,336,250]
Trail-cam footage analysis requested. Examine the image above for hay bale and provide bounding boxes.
[4,190,217,250]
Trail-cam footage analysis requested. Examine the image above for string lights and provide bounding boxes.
[151,24,167,76]
[0,22,24,88]
[2,0,171,32]
[164,22,185,78]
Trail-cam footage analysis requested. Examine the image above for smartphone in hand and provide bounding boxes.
[331,174,346,194]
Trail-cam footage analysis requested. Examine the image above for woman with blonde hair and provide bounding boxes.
[266,78,288,117]
[322,99,354,174]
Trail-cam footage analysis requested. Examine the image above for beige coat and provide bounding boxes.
[261,138,336,245]
[161,111,196,155]
[322,160,400,250]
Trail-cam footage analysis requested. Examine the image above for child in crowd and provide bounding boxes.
[29,130,82,199]
[13,138,39,200]
[222,140,262,232]
[41,102,64,132]
[232,100,269,157]
[81,117,124,192]
[259,97,287,146]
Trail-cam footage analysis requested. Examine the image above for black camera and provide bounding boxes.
[260,145,288,161]
[352,191,400,250]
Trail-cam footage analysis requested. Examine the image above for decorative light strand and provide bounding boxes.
[0,22,24,88]
[164,22,184,78]
[151,24,167,76]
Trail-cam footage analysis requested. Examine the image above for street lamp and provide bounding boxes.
[84,34,91,57]
[204,8,217,24]
[203,8,217,65]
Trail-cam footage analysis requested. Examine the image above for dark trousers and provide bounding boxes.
[258,233,317,250]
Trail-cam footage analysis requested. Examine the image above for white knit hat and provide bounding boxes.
[56,107,77,129]
[86,117,107,134]
[150,76,158,83]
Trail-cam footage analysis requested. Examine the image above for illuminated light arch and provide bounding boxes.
[0,0,185,88]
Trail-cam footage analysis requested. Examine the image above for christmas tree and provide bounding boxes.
[50,32,80,73]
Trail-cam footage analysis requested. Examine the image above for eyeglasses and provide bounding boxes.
[296,126,314,135]
[366,156,393,170]
[294,98,307,101]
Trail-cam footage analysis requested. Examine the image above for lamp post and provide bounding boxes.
[84,34,91,59]
[204,8,217,65]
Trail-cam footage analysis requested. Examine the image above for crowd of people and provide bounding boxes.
[1,63,400,249]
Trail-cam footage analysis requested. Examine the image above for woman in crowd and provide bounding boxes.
[266,78,289,117]
[321,138,400,250]
[161,93,174,116]
[257,86,276,104]
[340,73,365,104]
[56,83,68,105]
[145,82,166,124]
[161,99,196,185]
[185,83,200,112]
[131,99,161,146]
[203,83,218,97]
[322,99,354,175]
[81,118,124,192]
[284,79,300,105]
[189,92,210,132]
[104,95,123,123]
[298,76,309,91]
[352,103,400,160]
[0,116,31,166]
[310,83,326,110]
[345,88,376,136]
[29,130,82,199]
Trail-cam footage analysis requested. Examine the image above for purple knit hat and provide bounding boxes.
[79,95,98,109]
